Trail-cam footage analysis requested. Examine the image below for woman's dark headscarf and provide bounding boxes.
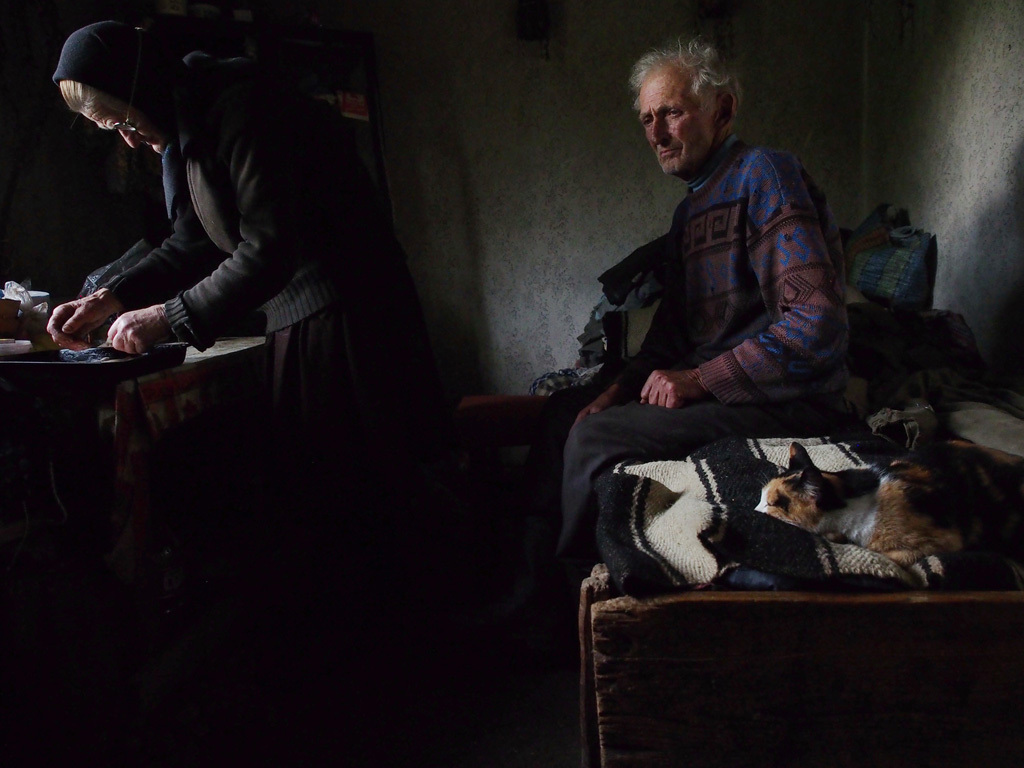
[52,21,180,135]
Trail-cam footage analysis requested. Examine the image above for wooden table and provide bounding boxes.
[1,337,268,588]
[100,337,267,584]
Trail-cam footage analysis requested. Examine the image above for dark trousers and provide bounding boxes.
[525,383,855,564]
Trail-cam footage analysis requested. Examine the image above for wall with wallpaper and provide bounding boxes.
[322,0,865,396]
[7,0,1022,399]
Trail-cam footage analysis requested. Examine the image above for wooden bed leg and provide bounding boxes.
[580,563,613,768]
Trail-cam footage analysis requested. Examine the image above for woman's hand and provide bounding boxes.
[106,304,172,354]
[640,369,711,409]
[47,288,125,350]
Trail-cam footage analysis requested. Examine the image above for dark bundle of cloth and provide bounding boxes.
[595,434,1024,597]
[597,234,669,307]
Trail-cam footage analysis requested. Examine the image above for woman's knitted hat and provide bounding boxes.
[52,20,179,133]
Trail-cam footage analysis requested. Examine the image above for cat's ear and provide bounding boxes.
[799,465,847,509]
[788,442,814,472]
[797,465,826,498]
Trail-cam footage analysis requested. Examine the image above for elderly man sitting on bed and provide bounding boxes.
[553,37,854,563]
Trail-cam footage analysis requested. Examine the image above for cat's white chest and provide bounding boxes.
[816,493,879,546]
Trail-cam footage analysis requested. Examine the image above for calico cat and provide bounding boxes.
[754,440,1024,567]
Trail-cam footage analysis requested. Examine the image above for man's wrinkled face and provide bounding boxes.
[638,67,719,180]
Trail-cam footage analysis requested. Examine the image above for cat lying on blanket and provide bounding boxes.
[755,440,1024,567]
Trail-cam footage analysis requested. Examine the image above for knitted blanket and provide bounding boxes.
[595,434,1024,596]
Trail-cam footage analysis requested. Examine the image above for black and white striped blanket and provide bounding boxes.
[595,434,1024,596]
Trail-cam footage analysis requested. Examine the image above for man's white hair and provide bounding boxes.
[629,36,742,111]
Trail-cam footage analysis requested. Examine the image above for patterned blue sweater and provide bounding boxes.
[618,141,849,404]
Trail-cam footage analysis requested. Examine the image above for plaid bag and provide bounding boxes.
[845,204,937,310]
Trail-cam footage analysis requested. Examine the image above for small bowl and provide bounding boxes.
[0,298,19,319]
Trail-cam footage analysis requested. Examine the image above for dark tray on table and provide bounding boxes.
[0,343,188,395]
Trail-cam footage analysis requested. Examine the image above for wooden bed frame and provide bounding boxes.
[452,395,1024,765]
[579,564,1024,767]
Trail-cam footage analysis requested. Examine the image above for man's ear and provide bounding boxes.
[715,92,736,128]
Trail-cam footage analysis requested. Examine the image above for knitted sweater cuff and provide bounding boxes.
[164,293,209,351]
[698,353,752,404]
[102,273,130,303]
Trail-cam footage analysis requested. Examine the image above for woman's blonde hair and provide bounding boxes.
[58,79,122,116]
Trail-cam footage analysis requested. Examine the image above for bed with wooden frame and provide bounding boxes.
[579,563,1024,768]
